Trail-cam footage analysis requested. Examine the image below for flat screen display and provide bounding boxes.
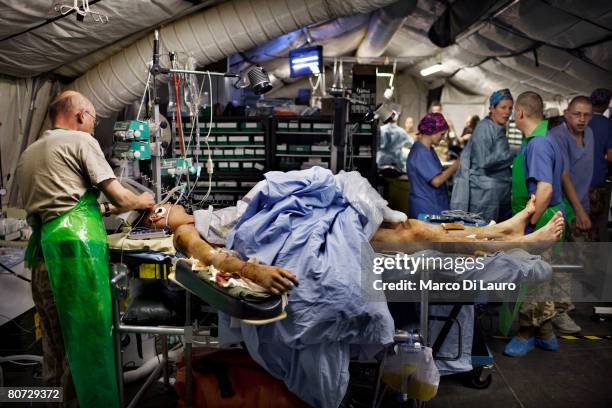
[289,45,323,78]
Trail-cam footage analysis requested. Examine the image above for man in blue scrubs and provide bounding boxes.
[505,91,567,357]
[588,88,612,242]
[406,112,459,218]
[549,95,595,335]
[552,96,594,235]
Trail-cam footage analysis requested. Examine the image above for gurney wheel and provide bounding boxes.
[466,366,492,389]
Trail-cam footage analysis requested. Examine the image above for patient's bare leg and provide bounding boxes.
[371,208,564,254]
[174,224,298,294]
[373,195,537,243]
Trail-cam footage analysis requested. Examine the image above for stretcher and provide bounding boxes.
[109,250,286,408]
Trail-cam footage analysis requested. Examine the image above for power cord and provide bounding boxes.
[0,261,31,283]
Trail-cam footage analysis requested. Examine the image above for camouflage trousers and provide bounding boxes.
[519,219,593,330]
[31,262,78,407]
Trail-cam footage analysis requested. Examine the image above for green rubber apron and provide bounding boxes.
[25,189,119,408]
[499,121,575,335]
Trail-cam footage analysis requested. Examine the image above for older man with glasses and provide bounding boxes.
[15,90,154,407]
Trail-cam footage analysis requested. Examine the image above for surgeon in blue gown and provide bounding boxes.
[451,89,514,222]
[407,112,460,218]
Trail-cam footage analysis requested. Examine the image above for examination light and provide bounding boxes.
[246,65,273,95]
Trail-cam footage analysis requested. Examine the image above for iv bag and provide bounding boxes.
[184,55,200,117]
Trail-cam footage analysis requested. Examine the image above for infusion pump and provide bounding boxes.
[112,120,151,160]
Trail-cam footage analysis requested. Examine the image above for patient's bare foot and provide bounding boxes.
[520,211,564,246]
[494,195,536,235]
[241,262,299,295]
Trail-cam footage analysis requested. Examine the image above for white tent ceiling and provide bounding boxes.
[0,0,610,97]
[1,0,611,208]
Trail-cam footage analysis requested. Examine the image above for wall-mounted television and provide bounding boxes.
[289,45,323,78]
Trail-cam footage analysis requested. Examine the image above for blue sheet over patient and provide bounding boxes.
[226,167,394,408]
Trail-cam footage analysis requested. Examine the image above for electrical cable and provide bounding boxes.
[0,0,104,43]
[190,71,214,204]
[0,313,34,334]
[3,360,40,366]
[136,68,152,121]
[0,262,31,283]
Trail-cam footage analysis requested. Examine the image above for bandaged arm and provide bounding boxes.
[173,223,298,295]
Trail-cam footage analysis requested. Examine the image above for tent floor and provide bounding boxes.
[427,302,612,408]
[2,303,611,407]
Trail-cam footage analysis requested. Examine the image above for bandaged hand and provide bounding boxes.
[241,262,299,295]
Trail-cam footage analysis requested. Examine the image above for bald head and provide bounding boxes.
[49,90,97,134]
[567,95,591,111]
[515,91,543,119]
[564,95,592,135]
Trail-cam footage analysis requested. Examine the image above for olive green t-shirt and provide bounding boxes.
[15,129,116,225]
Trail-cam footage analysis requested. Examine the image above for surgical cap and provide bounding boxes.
[489,88,513,108]
[590,88,611,107]
[418,112,448,136]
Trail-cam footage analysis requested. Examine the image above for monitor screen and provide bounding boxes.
[289,46,323,78]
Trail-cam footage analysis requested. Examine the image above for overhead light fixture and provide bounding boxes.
[246,65,273,95]
[420,63,444,77]
[231,65,273,95]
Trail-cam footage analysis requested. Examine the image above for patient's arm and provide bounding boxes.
[173,223,298,295]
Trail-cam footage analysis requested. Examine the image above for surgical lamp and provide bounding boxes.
[376,61,397,100]
[370,102,401,124]
[244,65,273,95]
[230,65,273,95]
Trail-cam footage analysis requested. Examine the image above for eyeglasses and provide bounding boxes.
[568,111,592,120]
[83,110,99,126]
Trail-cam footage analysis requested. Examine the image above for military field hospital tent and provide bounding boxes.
[1,0,611,207]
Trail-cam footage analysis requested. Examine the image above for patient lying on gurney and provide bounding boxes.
[143,183,563,295]
[143,204,299,295]
[140,168,562,408]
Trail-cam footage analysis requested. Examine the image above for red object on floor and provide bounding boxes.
[175,347,311,408]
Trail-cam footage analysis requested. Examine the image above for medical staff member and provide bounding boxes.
[15,91,155,407]
[588,88,612,242]
[548,95,595,335]
[504,91,568,357]
[452,89,514,221]
[553,96,594,237]
[406,112,459,218]
[377,112,414,170]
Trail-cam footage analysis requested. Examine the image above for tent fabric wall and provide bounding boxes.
[0,0,193,78]
[0,76,57,207]
[395,71,429,127]
[441,82,488,138]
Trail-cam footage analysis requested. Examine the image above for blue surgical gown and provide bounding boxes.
[377,123,414,169]
[462,117,513,221]
[406,141,449,218]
